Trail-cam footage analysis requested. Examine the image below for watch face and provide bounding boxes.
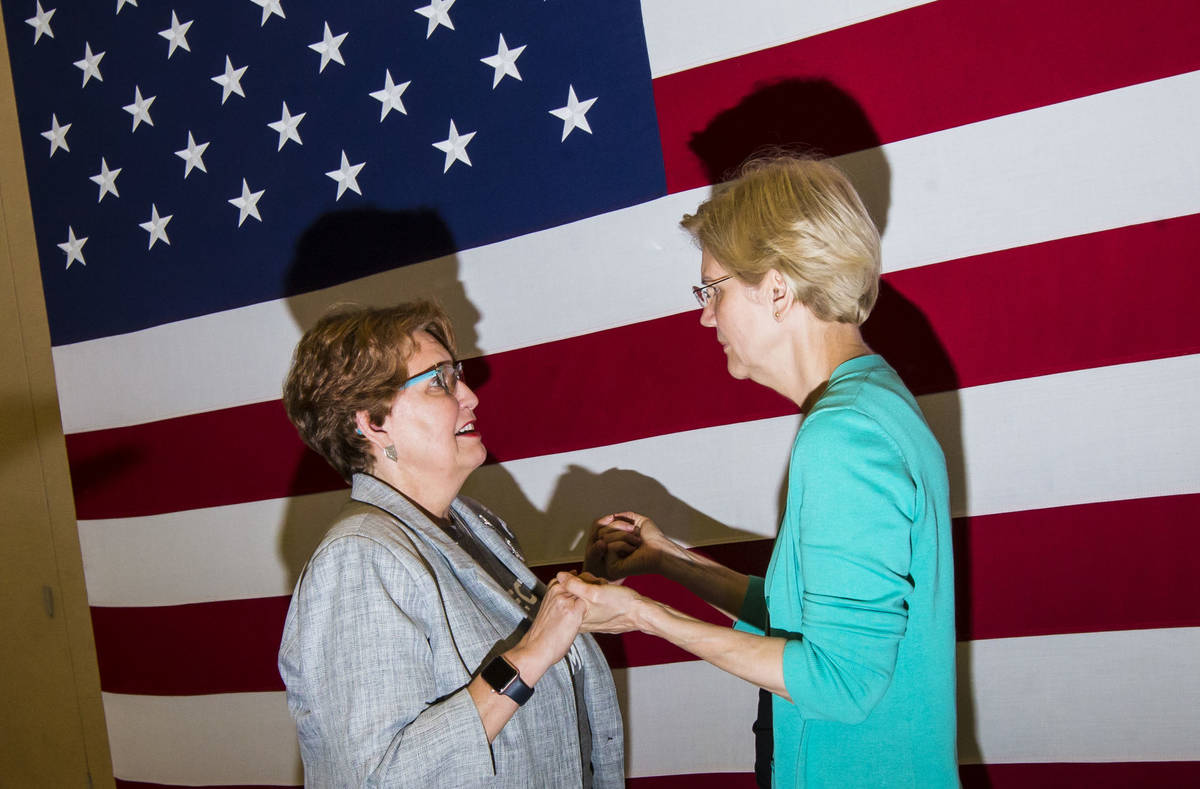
[481,656,533,704]
[482,656,519,691]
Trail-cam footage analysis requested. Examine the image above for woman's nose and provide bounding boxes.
[456,380,480,409]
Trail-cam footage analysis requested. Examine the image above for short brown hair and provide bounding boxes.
[282,300,456,481]
[681,156,881,325]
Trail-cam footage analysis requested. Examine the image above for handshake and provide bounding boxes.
[508,511,682,673]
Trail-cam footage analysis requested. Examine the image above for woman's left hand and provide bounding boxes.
[583,511,682,582]
[507,578,586,679]
[556,571,647,634]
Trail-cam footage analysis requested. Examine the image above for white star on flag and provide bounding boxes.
[139,204,172,249]
[481,34,525,88]
[432,119,475,172]
[26,2,55,44]
[123,86,156,131]
[90,158,121,202]
[325,151,365,200]
[549,85,597,141]
[57,226,87,269]
[228,179,265,226]
[41,113,70,157]
[309,22,347,73]
[74,42,105,87]
[369,70,410,121]
[415,0,455,39]
[175,131,209,177]
[158,11,193,58]
[116,0,137,14]
[249,0,285,27]
[268,102,305,150]
[212,56,248,104]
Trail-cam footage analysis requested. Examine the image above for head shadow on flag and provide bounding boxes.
[277,206,481,584]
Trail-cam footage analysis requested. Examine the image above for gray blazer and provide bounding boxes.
[279,474,624,787]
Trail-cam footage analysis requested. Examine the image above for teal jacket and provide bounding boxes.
[737,355,958,787]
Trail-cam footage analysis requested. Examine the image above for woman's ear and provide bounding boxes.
[768,269,793,319]
[354,410,389,449]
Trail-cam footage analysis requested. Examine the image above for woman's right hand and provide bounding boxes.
[504,580,585,684]
[583,511,682,581]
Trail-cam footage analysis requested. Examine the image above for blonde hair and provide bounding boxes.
[282,300,456,481]
[681,156,881,325]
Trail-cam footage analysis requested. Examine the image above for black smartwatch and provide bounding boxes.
[480,655,535,706]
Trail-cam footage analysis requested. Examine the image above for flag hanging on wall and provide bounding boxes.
[3,0,1200,785]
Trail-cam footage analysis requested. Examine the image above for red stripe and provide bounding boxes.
[631,763,1200,788]
[91,494,1200,695]
[111,762,1200,788]
[92,596,290,696]
[955,494,1200,641]
[654,0,1200,192]
[628,775,758,788]
[959,761,1200,788]
[67,398,346,520]
[67,213,1200,519]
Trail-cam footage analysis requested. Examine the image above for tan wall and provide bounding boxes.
[0,12,114,789]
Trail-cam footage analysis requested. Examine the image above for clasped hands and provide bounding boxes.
[557,511,676,634]
[518,512,672,669]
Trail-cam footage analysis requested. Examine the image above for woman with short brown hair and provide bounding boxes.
[279,300,623,787]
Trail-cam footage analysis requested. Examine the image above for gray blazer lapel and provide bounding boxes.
[351,475,528,626]
[452,497,544,593]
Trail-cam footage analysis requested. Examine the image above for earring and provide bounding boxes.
[384,445,398,461]
[355,428,364,436]
[774,311,781,320]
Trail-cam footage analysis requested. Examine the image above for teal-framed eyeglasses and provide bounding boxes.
[692,274,734,307]
[400,360,464,395]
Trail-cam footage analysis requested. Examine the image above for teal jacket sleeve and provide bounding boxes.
[734,575,768,635]
[778,408,915,724]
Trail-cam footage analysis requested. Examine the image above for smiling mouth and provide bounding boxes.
[455,422,478,436]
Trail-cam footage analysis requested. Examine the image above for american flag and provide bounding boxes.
[4,0,1200,785]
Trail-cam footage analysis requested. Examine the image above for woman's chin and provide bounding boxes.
[460,436,488,466]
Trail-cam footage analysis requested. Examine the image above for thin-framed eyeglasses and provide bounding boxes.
[692,274,735,307]
[400,360,464,395]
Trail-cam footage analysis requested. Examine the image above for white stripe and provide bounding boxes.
[52,71,1200,433]
[102,627,1200,783]
[104,690,303,785]
[81,355,1200,607]
[640,0,934,78]
[852,68,1200,273]
[958,627,1200,765]
[618,659,759,775]
[78,490,349,606]
[931,353,1200,517]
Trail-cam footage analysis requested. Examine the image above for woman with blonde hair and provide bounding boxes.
[563,156,958,787]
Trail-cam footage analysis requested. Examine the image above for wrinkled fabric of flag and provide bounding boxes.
[3,0,1200,786]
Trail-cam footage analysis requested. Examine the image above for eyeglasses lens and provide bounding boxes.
[438,362,463,393]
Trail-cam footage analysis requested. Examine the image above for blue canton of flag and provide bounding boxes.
[2,0,666,345]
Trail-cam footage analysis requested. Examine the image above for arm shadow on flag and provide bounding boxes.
[465,463,765,573]
[466,460,768,736]
[689,77,978,767]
